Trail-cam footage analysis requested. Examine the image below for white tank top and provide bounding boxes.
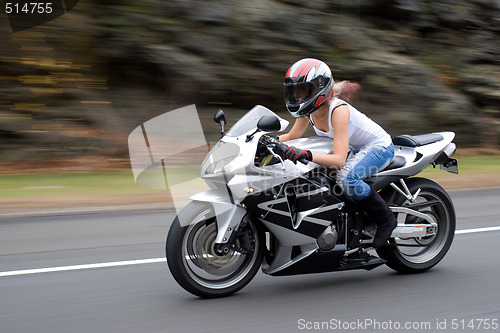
[312,98,392,151]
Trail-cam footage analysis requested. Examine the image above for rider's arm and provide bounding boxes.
[278,117,308,142]
[311,105,350,169]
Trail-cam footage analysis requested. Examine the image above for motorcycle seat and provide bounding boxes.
[392,133,443,147]
[383,155,406,171]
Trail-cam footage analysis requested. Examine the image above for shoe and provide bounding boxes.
[356,187,397,248]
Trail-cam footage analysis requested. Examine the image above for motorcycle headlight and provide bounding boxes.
[202,142,241,175]
[204,156,239,175]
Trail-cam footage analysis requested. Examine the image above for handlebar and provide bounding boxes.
[259,135,309,166]
[298,156,309,165]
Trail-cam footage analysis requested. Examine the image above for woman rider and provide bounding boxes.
[276,58,397,248]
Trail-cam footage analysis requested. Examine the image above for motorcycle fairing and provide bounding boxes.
[242,176,347,275]
[243,177,344,239]
[377,131,456,177]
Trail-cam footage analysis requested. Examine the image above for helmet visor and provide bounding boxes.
[284,82,316,107]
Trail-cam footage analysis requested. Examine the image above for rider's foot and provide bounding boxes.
[356,187,398,248]
[372,218,397,248]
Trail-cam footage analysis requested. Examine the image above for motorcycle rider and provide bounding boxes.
[277,58,397,248]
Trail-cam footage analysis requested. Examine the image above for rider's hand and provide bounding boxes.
[275,143,312,164]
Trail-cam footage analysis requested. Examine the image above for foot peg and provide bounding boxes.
[339,253,386,271]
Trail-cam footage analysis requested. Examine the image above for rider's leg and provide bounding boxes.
[337,144,397,248]
[356,187,398,248]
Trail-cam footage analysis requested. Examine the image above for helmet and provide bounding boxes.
[284,58,334,118]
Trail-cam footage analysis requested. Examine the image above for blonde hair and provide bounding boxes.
[332,80,361,103]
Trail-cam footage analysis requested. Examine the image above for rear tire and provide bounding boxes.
[377,178,455,273]
[166,202,265,298]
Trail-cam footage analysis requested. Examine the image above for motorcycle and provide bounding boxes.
[165,105,458,298]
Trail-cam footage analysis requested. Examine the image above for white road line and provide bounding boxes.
[0,258,165,277]
[455,226,500,234]
[1,226,500,278]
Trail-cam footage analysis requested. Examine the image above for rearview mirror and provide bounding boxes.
[214,109,226,125]
[257,115,281,132]
[214,109,226,137]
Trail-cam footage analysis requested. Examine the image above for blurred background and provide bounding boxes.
[1,0,499,208]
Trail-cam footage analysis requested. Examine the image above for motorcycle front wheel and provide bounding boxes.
[166,202,265,298]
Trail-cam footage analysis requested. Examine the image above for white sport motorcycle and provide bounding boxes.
[166,105,458,298]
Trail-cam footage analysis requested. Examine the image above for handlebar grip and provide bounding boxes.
[298,157,309,165]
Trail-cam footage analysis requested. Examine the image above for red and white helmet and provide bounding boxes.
[284,58,334,118]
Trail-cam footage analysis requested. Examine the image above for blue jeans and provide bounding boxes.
[336,144,395,200]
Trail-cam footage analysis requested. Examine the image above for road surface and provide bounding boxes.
[1,188,500,333]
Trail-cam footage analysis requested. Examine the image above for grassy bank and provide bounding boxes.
[1,171,142,199]
[1,155,499,212]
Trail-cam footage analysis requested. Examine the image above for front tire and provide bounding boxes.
[377,178,455,273]
[166,202,265,298]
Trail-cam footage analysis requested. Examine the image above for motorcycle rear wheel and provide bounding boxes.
[377,177,456,273]
[166,202,265,298]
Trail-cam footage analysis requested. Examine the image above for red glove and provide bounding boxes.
[275,143,312,164]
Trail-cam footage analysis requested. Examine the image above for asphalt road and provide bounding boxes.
[1,188,500,333]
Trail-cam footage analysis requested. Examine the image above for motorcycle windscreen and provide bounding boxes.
[128,104,210,212]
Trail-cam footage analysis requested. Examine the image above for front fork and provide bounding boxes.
[189,191,248,256]
[213,214,254,255]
